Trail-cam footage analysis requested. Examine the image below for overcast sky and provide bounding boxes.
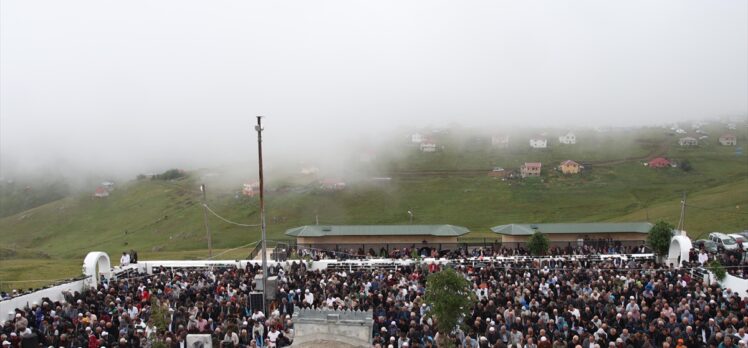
[1,0,746,178]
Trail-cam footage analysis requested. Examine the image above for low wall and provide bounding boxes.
[0,278,87,322]
[292,307,372,348]
[702,270,748,297]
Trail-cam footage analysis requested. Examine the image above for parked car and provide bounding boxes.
[728,234,748,251]
[693,239,718,254]
[708,232,739,251]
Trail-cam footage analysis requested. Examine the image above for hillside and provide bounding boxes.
[1,124,747,289]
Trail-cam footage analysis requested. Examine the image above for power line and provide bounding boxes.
[202,203,261,227]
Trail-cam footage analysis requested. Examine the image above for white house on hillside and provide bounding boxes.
[678,137,699,147]
[420,142,437,152]
[411,133,424,143]
[558,132,576,145]
[529,137,547,149]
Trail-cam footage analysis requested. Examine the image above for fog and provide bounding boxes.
[1,0,746,182]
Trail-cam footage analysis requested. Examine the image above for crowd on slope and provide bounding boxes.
[3,252,748,348]
[1,264,294,348]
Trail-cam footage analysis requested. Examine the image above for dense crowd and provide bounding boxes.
[2,251,748,348]
[293,241,649,261]
[1,264,294,348]
[688,244,748,279]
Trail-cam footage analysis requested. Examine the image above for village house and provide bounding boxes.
[286,224,470,248]
[411,133,424,143]
[320,179,346,191]
[678,137,699,147]
[300,166,319,175]
[719,134,737,146]
[491,135,510,148]
[491,222,653,244]
[101,181,115,191]
[529,137,547,149]
[242,181,260,197]
[420,142,437,152]
[558,160,581,174]
[487,167,507,178]
[647,157,671,168]
[93,187,109,198]
[558,132,576,145]
[520,162,542,178]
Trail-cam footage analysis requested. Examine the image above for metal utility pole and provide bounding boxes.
[200,184,212,258]
[677,191,687,232]
[255,116,268,312]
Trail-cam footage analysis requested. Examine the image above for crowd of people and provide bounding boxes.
[1,263,294,348]
[292,241,649,262]
[2,248,748,348]
[689,243,748,279]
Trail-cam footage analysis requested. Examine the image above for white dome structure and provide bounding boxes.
[667,235,692,268]
[82,252,112,288]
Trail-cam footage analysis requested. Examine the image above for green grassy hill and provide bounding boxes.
[1,124,747,290]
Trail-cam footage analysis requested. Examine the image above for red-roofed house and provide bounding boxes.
[719,134,737,146]
[520,162,542,178]
[648,157,671,168]
[94,187,109,198]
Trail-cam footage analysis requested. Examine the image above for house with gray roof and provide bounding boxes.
[286,224,469,246]
[490,222,653,243]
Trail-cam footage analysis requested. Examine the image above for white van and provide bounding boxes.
[728,234,748,251]
[708,232,739,251]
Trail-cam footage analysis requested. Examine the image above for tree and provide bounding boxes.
[149,298,170,333]
[679,160,692,172]
[527,231,550,256]
[424,267,476,343]
[647,220,674,258]
[708,260,726,281]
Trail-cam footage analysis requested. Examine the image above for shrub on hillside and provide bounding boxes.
[152,169,186,181]
[679,160,692,172]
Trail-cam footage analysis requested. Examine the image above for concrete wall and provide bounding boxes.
[292,307,372,348]
[0,279,87,322]
[702,271,748,297]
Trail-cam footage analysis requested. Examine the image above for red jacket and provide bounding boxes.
[88,334,100,348]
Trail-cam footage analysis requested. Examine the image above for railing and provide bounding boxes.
[285,240,650,260]
[246,239,294,260]
[247,242,263,260]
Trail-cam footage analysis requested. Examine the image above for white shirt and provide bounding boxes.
[698,252,709,265]
[267,330,280,346]
[120,255,130,267]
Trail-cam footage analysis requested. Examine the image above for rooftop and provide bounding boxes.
[286,224,470,237]
[490,222,653,236]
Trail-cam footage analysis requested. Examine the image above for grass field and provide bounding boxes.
[1,124,746,289]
